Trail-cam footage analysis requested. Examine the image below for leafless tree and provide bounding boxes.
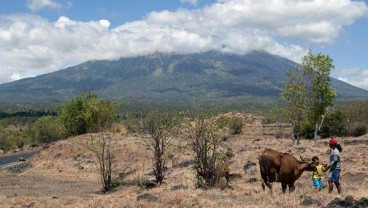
[143,110,177,184]
[86,133,115,192]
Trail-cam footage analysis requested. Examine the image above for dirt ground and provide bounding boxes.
[0,175,98,197]
[0,117,367,208]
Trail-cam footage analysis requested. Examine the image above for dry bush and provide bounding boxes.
[229,116,244,135]
[187,118,231,188]
[86,133,116,192]
[143,110,179,184]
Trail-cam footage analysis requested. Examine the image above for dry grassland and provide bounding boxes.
[0,118,367,208]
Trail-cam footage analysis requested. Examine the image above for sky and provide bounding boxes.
[0,0,368,89]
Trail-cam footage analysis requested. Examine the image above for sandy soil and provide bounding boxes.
[0,119,367,208]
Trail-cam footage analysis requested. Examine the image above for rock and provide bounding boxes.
[136,193,158,202]
[0,149,4,155]
[143,181,157,189]
[171,184,188,191]
[6,162,33,173]
[229,173,242,180]
[300,198,322,207]
[52,196,58,199]
[18,157,27,162]
[243,161,257,172]
[326,196,368,208]
[178,160,193,168]
[326,197,353,208]
[246,178,258,183]
[356,197,368,207]
[344,195,354,204]
[122,205,133,208]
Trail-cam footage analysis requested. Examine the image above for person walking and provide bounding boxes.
[323,138,342,194]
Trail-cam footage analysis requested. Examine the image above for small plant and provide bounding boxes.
[142,110,179,184]
[229,117,243,135]
[86,133,116,192]
[216,116,230,129]
[188,117,231,188]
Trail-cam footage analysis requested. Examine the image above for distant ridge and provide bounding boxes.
[0,51,367,107]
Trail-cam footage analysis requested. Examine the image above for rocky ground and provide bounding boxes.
[0,117,367,208]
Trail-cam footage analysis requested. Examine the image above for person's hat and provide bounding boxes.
[329,138,338,145]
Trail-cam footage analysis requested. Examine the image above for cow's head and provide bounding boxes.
[305,161,317,172]
[299,156,317,172]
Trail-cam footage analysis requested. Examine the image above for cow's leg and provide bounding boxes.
[288,183,295,192]
[260,163,268,191]
[281,183,287,193]
[267,171,276,193]
[267,182,273,193]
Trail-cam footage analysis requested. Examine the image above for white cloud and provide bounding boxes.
[0,0,367,84]
[333,68,368,90]
[99,19,111,28]
[180,0,199,5]
[27,0,62,11]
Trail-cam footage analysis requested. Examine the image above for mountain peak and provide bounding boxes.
[0,51,366,106]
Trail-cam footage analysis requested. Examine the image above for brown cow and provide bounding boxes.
[258,149,316,193]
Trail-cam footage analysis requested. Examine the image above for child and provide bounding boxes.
[312,156,324,191]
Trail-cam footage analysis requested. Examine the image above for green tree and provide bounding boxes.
[31,116,67,143]
[341,101,368,136]
[58,93,117,136]
[281,71,307,145]
[0,127,30,151]
[281,50,336,145]
[302,51,336,145]
[319,109,347,138]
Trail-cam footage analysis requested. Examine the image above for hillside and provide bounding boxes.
[0,116,367,207]
[0,51,367,107]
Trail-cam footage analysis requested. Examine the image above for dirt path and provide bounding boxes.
[0,175,99,197]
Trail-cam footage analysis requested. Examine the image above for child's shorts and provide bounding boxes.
[328,169,341,182]
[313,178,323,189]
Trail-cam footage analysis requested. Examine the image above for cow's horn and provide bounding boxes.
[299,156,306,161]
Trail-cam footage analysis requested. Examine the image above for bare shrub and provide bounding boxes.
[143,110,179,184]
[86,133,115,192]
[187,118,231,188]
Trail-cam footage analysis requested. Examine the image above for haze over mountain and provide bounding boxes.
[0,51,367,107]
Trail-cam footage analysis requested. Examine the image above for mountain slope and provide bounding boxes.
[0,51,367,106]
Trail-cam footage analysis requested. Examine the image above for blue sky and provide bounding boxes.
[0,0,367,89]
